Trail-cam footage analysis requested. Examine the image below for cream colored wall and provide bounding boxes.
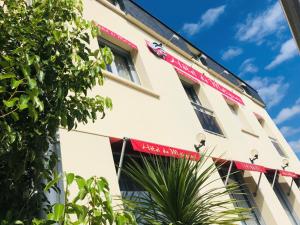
[58,0,300,224]
[59,128,121,196]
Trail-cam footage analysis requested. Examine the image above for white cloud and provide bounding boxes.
[274,98,300,124]
[289,139,300,153]
[239,58,258,76]
[280,126,300,137]
[221,47,243,60]
[182,5,226,35]
[247,76,289,108]
[235,2,285,43]
[265,38,299,69]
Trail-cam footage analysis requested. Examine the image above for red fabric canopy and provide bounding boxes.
[234,161,267,173]
[279,170,298,178]
[130,139,200,160]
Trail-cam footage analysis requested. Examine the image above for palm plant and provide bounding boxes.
[123,153,249,225]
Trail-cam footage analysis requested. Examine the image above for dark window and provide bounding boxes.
[266,174,300,225]
[98,38,141,84]
[218,166,266,225]
[183,84,223,136]
[269,137,287,158]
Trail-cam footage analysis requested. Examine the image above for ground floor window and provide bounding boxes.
[266,173,300,225]
[217,165,266,225]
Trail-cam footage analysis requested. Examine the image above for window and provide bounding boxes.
[98,38,141,84]
[266,174,300,225]
[182,83,223,136]
[218,166,266,225]
[269,137,287,158]
[226,101,255,135]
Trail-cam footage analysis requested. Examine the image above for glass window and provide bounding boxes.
[226,102,254,133]
[183,83,223,136]
[218,166,266,225]
[266,174,300,225]
[98,38,141,84]
[269,137,287,158]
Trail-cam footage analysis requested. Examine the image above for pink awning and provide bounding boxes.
[234,161,267,173]
[130,139,200,160]
[95,23,138,50]
[279,170,298,178]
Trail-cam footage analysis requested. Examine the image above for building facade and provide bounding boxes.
[58,0,300,224]
[280,0,300,51]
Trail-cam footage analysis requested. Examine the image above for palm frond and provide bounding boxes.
[123,152,250,225]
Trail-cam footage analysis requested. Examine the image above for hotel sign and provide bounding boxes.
[234,161,267,173]
[279,170,298,178]
[146,41,244,105]
[131,139,200,160]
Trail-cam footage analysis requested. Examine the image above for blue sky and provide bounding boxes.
[134,0,300,158]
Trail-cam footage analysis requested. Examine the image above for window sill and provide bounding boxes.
[204,129,226,138]
[241,128,259,138]
[102,70,160,99]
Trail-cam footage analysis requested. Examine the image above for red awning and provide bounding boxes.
[130,139,200,160]
[279,170,298,178]
[234,161,267,173]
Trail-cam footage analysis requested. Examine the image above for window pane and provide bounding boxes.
[194,107,223,135]
[270,138,287,157]
[182,83,223,136]
[114,53,133,81]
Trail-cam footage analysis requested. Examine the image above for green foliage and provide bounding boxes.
[124,155,250,225]
[0,0,113,223]
[33,173,137,225]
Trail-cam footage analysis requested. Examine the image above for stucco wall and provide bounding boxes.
[58,0,300,224]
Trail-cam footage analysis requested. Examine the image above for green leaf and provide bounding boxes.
[11,112,19,121]
[0,73,16,80]
[29,78,37,89]
[44,174,61,192]
[3,97,19,108]
[33,96,44,111]
[37,71,45,83]
[75,176,86,190]
[11,79,23,89]
[21,66,30,79]
[52,203,65,221]
[18,95,30,110]
[53,30,62,41]
[0,86,6,93]
[28,104,38,121]
[66,173,75,185]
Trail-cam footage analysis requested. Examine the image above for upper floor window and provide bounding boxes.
[254,114,287,157]
[182,83,223,136]
[226,101,254,135]
[98,38,141,85]
[269,137,287,158]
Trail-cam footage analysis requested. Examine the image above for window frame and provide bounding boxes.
[98,38,141,85]
[269,136,288,158]
[182,82,224,136]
